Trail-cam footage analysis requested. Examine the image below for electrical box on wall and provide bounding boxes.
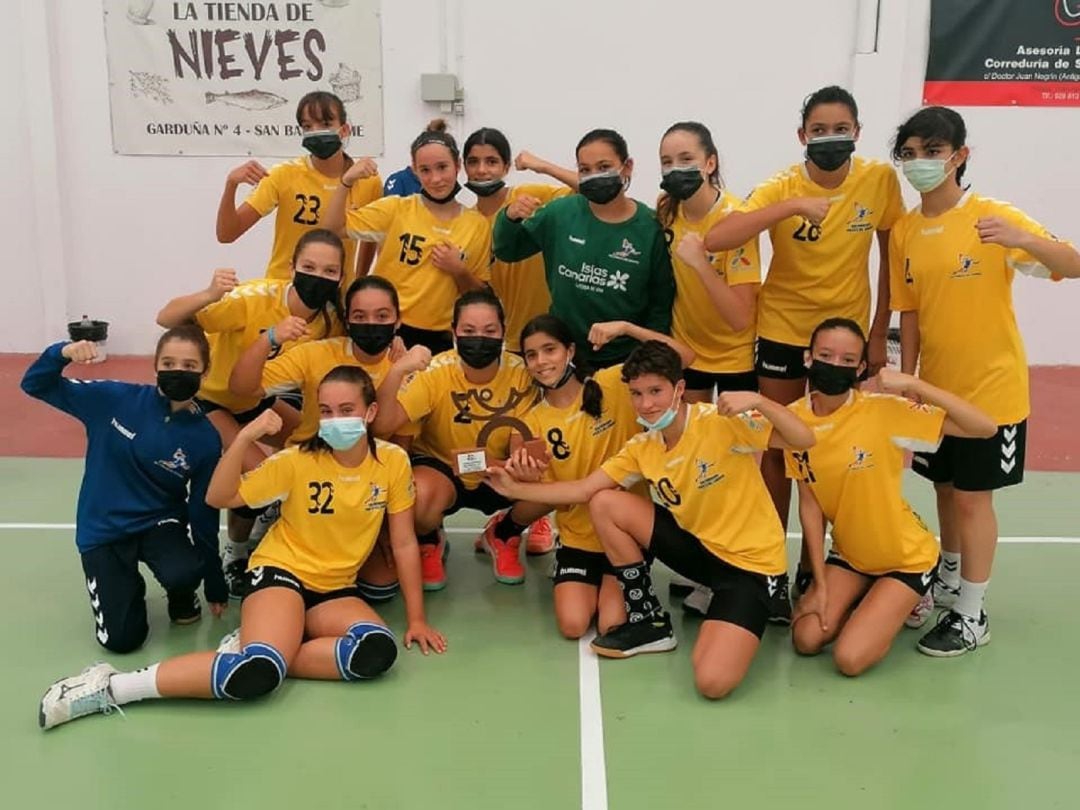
[420,73,459,103]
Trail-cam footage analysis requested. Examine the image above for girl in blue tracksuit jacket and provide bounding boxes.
[21,325,226,653]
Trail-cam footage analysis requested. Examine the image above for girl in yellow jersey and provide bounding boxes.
[38,367,445,731]
[888,107,1080,657]
[229,276,405,446]
[487,341,814,699]
[372,289,548,591]
[462,126,578,352]
[157,229,344,594]
[785,319,995,675]
[462,126,578,554]
[656,121,761,401]
[510,314,694,640]
[704,86,905,616]
[216,91,382,286]
[325,119,492,355]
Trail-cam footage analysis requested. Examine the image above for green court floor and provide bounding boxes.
[1,458,1078,810]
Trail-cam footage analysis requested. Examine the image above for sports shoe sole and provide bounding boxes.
[591,636,678,659]
[170,613,202,626]
[421,540,450,591]
[917,631,991,658]
[480,533,525,585]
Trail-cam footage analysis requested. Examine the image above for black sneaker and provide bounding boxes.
[917,609,990,657]
[167,591,202,625]
[225,558,250,600]
[766,574,792,625]
[590,613,677,659]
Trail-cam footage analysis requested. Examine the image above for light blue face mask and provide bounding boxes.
[318,417,368,450]
[902,157,955,193]
[636,389,682,432]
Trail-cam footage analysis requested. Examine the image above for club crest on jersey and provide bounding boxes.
[610,238,641,264]
[694,458,724,489]
[729,247,752,269]
[606,270,630,291]
[365,482,388,511]
[737,410,767,431]
[847,202,874,232]
[951,254,982,279]
[155,447,190,477]
[848,446,875,471]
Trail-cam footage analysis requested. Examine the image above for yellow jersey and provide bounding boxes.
[195,279,338,413]
[480,184,570,351]
[601,402,786,576]
[245,156,382,285]
[346,195,493,332]
[785,391,943,574]
[666,190,761,373]
[397,350,537,489]
[523,365,641,552]
[740,157,904,346]
[240,442,415,592]
[260,336,392,443]
[889,192,1064,425]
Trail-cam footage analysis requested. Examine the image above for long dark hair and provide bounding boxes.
[657,121,723,228]
[519,314,603,419]
[291,228,346,336]
[298,365,379,458]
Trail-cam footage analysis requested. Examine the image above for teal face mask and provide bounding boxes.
[318,417,368,450]
[902,157,955,193]
[636,389,682,432]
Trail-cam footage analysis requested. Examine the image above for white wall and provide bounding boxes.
[3,0,1078,361]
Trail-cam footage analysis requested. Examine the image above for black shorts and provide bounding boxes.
[245,564,363,610]
[682,368,759,394]
[398,324,454,355]
[552,545,615,587]
[647,505,780,638]
[409,454,513,516]
[755,337,807,380]
[195,396,277,425]
[912,420,1026,491]
[826,551,938,597]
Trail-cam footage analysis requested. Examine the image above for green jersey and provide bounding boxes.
[493,195,675,367]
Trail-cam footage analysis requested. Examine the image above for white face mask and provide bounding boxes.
[902,156,956,193]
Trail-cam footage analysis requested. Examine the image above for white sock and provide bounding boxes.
[223,539,250,561]
[956,577,988,621]
[940,550,961,588]
[108,664,162,705]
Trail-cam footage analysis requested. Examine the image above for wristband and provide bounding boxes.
[266,326,279,351]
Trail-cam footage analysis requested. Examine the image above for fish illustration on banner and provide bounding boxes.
[103,0,384,156]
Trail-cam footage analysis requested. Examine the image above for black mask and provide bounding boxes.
[539,362,576,391]
[465,179,506,198]
[807,359,859,396]
[293,272,339,310]
[157,370,201,402]
[659,166,704,200]
[805,136,856,172]
[302,130,343,160]
[579,171,625,205]
[348,323,396,356]
[455,336,503,369]
[421,182,462,204]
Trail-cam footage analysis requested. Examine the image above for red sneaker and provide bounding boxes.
[479,513,525,584]
[420,531,448,591]
[525,515,555,555]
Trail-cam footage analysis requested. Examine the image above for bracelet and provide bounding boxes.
[266,326,279,351]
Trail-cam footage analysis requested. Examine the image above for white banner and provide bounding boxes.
[103,0,384,156]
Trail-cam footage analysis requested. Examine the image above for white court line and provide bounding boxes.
[0,523,1076,545]
[578,633,608,810]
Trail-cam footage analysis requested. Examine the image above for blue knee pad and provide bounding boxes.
[334,622,398,681]
[211,642,287,700]
[355,580,400,604]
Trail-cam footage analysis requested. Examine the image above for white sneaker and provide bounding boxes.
[905,590,935,629]
[932,577,960,609]
[216,629,241,654]
[682,585,713,617]
[39,662,120,730]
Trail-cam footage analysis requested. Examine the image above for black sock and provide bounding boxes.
[418,530,440,546]
[493,512,528,542]
[614,561,660,623]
